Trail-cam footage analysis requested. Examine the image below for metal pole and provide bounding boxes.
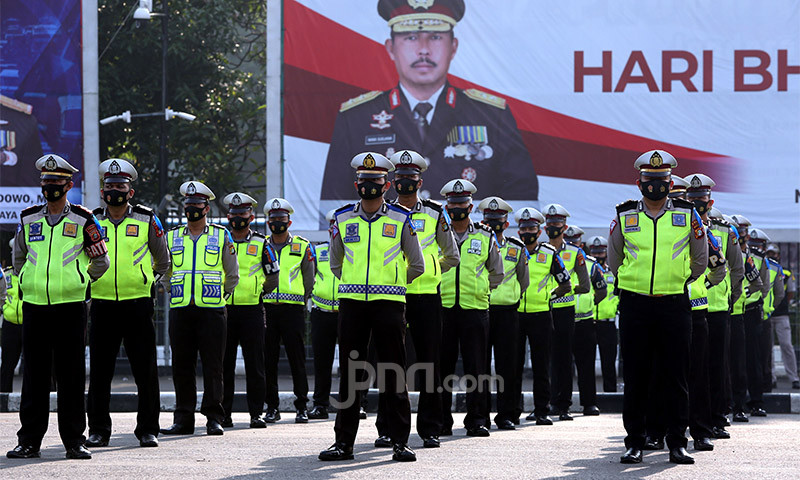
[158,1,169,214]
[82,0,100,208]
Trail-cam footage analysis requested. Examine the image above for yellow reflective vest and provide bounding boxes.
[167,224,229,308]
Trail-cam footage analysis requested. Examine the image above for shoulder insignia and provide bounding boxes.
[20,204,43,218]
[335,203,355,214]
[539,242,557,253]
[131,204,154,216]
[70,204,94,219]
[474,221,493,233]
[293,234,309,243]
[92,207,104,216]
[672,198,694,209]
[340,90,382,112]
[251,231,266,239]
[0,95,33,115]
[387,203,411,214]
[421,198,443,212]
[615,199,638,214]
[507,237,525,248]
[463,88,506,109]
[169,225,183,232]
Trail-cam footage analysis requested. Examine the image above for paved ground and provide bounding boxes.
[1,412,798,479]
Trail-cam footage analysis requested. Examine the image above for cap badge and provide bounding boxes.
[187,183,197,196]
[548,205,557,215]
[363,153,376,169]
[453,180,464,193]
[650,151,663,167]
[400,151,412,164]
[407,0,434,9]
[45,156,57,170]
[489,199,498,210]
[521,210,531,220]
[109,160,121,175]
[593,238,601,246]
[232,194,242,206]
[271,199,281,210]
[690,176,702,188]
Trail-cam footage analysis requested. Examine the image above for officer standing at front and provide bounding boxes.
[318,152,424,462]
[478,196,528,430]
[438,179,504,438]
[586,236,620,393]
[262,198,315,424]
[160,181,239,436]
[87,159,170,449]
[609,150,708,465]
[220,192,280,429]
[1,239,23,394]
[8,154,109,460]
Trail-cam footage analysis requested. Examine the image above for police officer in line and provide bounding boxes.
[586,236,620,393]
[512,207,571,425]
[373,150,459,449]
[308,210,342,420]
[160,181,239,437]
[86,159,170,449]
[564,226,607,416]
[727,215,764,422]
[220,193,280,429]
[750,229,784,393]
[764,245,799,390]
[262,198,315,424]
[318,152,424,462]
[8,154,109,460]
[438,179,504,438]
[1,240,22,394]
[478,196,529,431]
[542,204,590,421]
[668,175,690,200]
[609,150,708,465]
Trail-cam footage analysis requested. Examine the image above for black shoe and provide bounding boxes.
[139,434,158,447]
[359,407,368,419]
[512,418,520,425]
[535,416,553,426]
[495,419,515,430]
[750,408,767,417]
[308,406,329,420]
[220,417,234,428]
[250,416,267,428]
[374,435,392,448]
[296,409,309,424]
[319,442,354,461]
[206,420,224,436]
[525,411,537,421]
[160,423,194,435]
[583,405,600,416]
[7,445,40,459]
[558,412,574,421]
[440,426,453,436]
[620,448,642,464]
[466,426,490,437]
[392,443,417,462]
[85,434,109,448]
[712,427,730,439]
[792,380,800,389]
[693,437,714,451]
[422,436,440,448]
[643,436,664,451]
[65,445,92,459]
[732,411,749,423]
[669,447,695,464]
[263,408,281,423]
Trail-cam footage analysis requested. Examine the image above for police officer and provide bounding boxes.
[8,154,109,460]
[438,179,504,438]
[513,207,571,425]
[750,230,783,394]
[262,198,315,424]
[160,181,239,436]
[220,192,280,429]
[565,226,607,416]
[668,175,690,200]
[609,150,708,465]
[1,239,22,393]
[318,152,424,462]
[478,196,528,431]
[764,245,799,390]
[87,159,170,449]
[587,236,620,393]
[542,204,590,421]
[308,210,342,420]
[372,150,459,448]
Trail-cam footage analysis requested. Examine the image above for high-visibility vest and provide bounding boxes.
[92,205,157,301]
[595,268,618,320]
[263,234,311,305]
[732,249,750,315]
[2,267,22,324]
[576,257,602,320]
[707,221,735,313]
[490,236,527,306]
[167,224,229,308]
[763,258,781,319]
[551,243,582,309]
[403,199,448,295]
[312,242,339,312]
[442,223,494,310]
[615,199,695,296]
[745,253,765,306]
[518,243,563,314]
[227,231,267,306]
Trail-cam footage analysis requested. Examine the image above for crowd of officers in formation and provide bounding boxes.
[0,149,796,465]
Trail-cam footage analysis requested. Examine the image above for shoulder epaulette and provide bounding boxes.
[131,204,154,216]
[387,203,411,214]
[169,225,183,231]
[539,242,557,253]
[2,266,13,274]
[209,223,228,231]
[20,204,43,218]
[251,231,266,239]
[335,203,355,215]
[507,236,525,248]
[474,221,493,233]
[340,90,382,112]
[586,254,598,263]
[92,207,104,216]
[463,88,506,109]
[421,198,443,212]
[615,199,637,214]
[672,198,694,210]
[751,249,765,259]
[70,204,94,220]
[0,95,33,114]
[293,234,309,243]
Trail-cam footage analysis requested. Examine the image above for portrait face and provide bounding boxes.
[385,31,458,92]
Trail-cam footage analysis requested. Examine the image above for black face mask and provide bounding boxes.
[229,216,249,230]
[693,199,710,216]
[447,207,470,221]
[394,178,419,195]
[520,232,538,245]
[185,205,206,221]
[640,180,670,201]
[357,181,385,200]
[103,189,128,207]
[485,220,505,232]
[546,225,563,239]
[42,183,67,202]
[269,221,289,233]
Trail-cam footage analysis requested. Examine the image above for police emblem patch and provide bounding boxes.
[650,151,663,167]
[344,223,360,243]
[536,253,547,263]
[232,194,242,206]
[467,239,482,255]
[690,176,702,188]
[363,154,376,169]
[461,167,476,182]
[271,199,281,210]
[187,183,196,195]
[489,199,499,210]
[407,0,434,8]
[44,156,57,170]
[28,222,44,242]
[370,110,393,130]
[521,209,531,220]
[672,213,687,227]
[63,223,78,238]
[318,249,329,262]
[454,181,464,193]
[383,223,397,238]
[101,226,109,241]
[290,242,302,254]
[109,160,121,174]
[506,247,518,262]
[624,214,640,233]
[548,205,557,215]
[126,224,139,236]
[247,244,258,256]
[562,252,572,261]
[400,151,412,164]
[411,219,425,232]
[208,234,219,246]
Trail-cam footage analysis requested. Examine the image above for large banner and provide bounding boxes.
[0,0,84,225]
[283,0,800,231]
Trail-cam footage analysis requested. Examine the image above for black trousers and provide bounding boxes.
[0,319,23,393]
[169,306,226,425]
[88,298,160,439]
[743,304,764,409]
[706,310,731,428]
[729,313,749,412]
[619,291,691,450]
[688,309,714,440]
[550,306,576,412]
[573,319,598,407]
[264,303,308,411]
[515,311,553,418]
[310,308,338,407]
[760,315,773,392]
[486,305,519,424]
[17,302,87,449]
[334,299,410,447]
[223,304,266,418]
[595,319,618,392]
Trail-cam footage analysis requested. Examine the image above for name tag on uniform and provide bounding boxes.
[126,224,139,236]
[365,134,395,145]
[247,244,259,256]
[208,235,219,246]
[624,214,640,233]
[63,223,78,238]
[672,213,686,227]
[290,243,302,255]
[411,219,425,232]
[173,236,184,247]
[382,223,397,238]
[344,223,360,243]
[319,250,329,262]
[467,239,482,255]
[505,247,518,262]
[29,223,44,242]
[536,253,547,263]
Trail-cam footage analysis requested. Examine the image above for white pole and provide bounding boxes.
[82,0,100,208]
[265,0,283,199]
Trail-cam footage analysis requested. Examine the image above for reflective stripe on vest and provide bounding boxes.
[745,254,764,306]
[442,228,492,310]
[312,243,339,311]
[595,270,618,320]
[763,260,780,319]
[2,269,22,324]
[551,243,580,308]
[264,235,309,305]
[405,208,441,295]
[490,239,526,306]
[519,245,556,314]
[92,216,153,300]
[167,226,227,308]
[575,258,598,320]
[228,234,266,306]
